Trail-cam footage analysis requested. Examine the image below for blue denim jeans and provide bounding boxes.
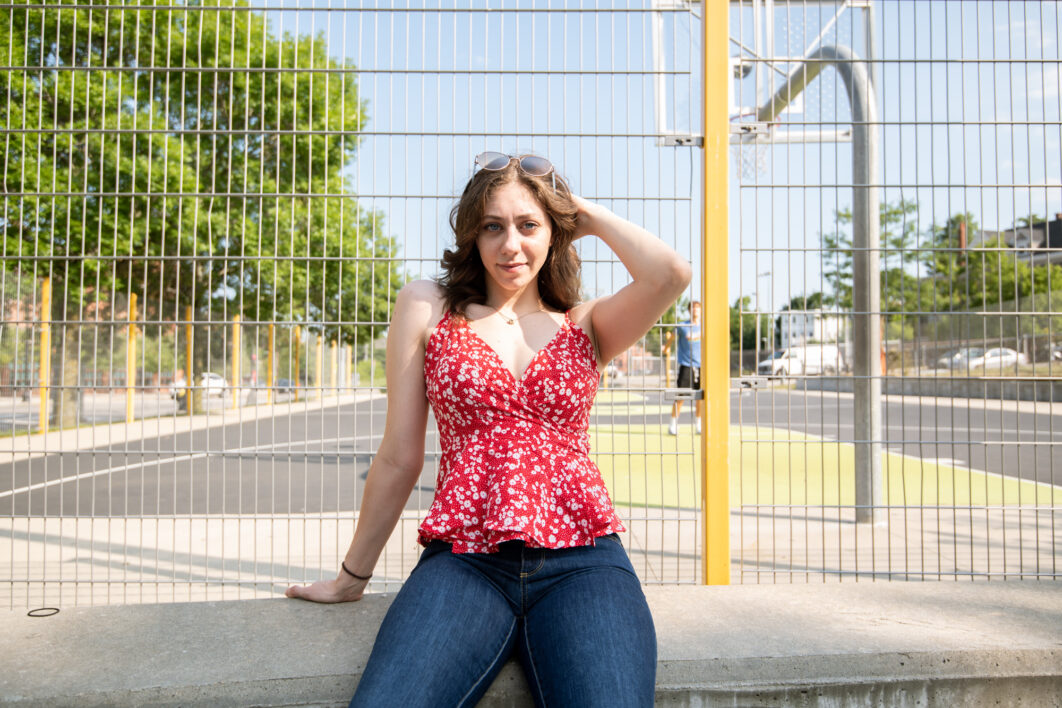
[350,534,656,708]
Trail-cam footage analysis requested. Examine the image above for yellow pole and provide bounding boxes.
[293,325,301,403]
[38,277,51,434]
[702,0,731,585]
[126,292,137,424]
[329,339,337,397]
[231,314,241,409]
[185,306,193,416]
[267,323,275,404]
[315,334,323,401]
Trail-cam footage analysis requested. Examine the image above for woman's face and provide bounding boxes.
[475,181,552,296]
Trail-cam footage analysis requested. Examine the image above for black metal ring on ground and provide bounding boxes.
[27,607,60,618]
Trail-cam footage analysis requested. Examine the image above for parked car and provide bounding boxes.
[935,347,984,369]
[275,378,296,393]
[170,372,230,400]
[968,347,1027,370]
[757,344,844,378]
[1050,343,1062,362]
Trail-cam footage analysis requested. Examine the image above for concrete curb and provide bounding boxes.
[2,583,1060,706]
[800,374,1062,404]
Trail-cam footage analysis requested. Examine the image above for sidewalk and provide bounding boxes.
[1,389,381,464]
[4,502,1057,608]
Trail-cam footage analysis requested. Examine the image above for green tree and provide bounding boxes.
[820,199,919,334]
[963,236,1034,309]
[730,295,771,351]
[922,212,979,312]
[1,3,400,423]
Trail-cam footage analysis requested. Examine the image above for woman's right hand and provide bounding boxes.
[285,575,369,604]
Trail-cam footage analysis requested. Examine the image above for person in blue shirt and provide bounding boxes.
[662,300,702,434]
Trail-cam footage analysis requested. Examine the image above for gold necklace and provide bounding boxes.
[489,301,546,325]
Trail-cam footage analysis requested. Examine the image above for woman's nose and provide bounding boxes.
[500,225,521,252]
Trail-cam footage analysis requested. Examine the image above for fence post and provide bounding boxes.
[185,306,193,416]
[702,0,731,585]
[231,314,241,409]
[38,277,51,434]
[126,292,137,424]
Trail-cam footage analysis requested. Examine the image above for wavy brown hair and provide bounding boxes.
[439,158,581,315]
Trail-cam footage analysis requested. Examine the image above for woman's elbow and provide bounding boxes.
[662,257,693,297]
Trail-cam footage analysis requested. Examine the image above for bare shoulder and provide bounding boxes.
[393,280,447,345]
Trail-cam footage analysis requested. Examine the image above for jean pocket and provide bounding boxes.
[598,533,624,548]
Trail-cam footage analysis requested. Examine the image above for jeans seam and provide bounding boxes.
[520,553,545,578]
[456,616,518,708]
[520,617,549,708]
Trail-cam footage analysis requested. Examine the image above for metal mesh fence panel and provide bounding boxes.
[0,1,701,607]
[730,0,1060,581]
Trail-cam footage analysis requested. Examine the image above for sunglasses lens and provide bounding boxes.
[518,155,553,176]
[476,151,511,171]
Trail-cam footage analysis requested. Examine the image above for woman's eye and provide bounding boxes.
[483,223,501,232]
[522,221,539,230]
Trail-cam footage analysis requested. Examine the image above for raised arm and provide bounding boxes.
[571,196,692,365]
[286,280,439,603]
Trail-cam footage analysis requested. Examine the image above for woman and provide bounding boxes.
[287,152,691,707]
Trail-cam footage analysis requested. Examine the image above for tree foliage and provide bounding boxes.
[1,2,399,347]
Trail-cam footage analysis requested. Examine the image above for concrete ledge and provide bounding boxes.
[2,583,1061,707]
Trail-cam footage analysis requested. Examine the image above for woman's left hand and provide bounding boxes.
[571,194,606,240]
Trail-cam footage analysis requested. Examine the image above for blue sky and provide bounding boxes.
[260,1,1061,315]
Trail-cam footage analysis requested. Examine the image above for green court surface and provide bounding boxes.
[589,423,1062,511]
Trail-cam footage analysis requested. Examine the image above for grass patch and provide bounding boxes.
[590,424,1062,510]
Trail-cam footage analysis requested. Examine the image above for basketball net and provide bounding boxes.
[731,138,770,182]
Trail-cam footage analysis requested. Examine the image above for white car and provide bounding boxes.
[170,372,230,399]
[968,347,1027,370]
[935,347,983,369]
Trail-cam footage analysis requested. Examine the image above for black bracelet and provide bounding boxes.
[341,561,372,581]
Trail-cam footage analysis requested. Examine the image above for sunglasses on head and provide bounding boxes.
[474,151,557,191]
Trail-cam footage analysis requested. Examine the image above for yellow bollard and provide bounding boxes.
[293,325,301,403]
[701,0,731,586]
[126,292,137,425]
[329,340,337,398]
[345,343,353,392]
[185,306,193,416]
[38,277,51,434]
[231,314,241,409]
[267,323,275,405]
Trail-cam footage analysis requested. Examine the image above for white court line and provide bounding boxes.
[0,434,402,500]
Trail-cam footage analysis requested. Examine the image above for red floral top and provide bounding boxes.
[417,310,625,553]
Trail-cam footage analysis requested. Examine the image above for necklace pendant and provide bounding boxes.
[504,317,515,325]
